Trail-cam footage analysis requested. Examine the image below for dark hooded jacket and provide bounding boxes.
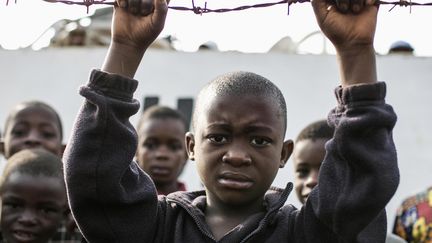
[64,70,399,243]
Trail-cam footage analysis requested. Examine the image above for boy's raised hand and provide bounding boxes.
[113,0,169,50]
[102,0,169,78]
[312,0,379,86]
[312,0,378,51]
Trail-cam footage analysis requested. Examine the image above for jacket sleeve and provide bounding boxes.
[63,70,160,243]
[294,82,399,242]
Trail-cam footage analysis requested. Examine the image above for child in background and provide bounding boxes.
[0,100,82,243]
[136,105,188,195]
[292,119,334,205]
[64,0,399,242]
[0,149,67,243]
[1,101,64,159]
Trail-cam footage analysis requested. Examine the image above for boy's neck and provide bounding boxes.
[205,195,265,240]
[156,181,182,196]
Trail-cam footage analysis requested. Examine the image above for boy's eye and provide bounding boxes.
[40,207,60,215]
[168,143,183,151]
[11,128,27,137]
[3,201,21,210]
[296,168,310,178]
[42,131,57,139]
[250,137,271,147]
[143,141,158,150]
[207,135,229,144]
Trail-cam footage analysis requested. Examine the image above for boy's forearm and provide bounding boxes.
[337,45,377,88]
[102,42,146,79]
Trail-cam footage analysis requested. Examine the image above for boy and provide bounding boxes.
[1,101,64,159]
[136,105,188,195]
[292,119,334,205]
[0,149,67,243]
[64,0,399,242]
[0,101,82,243]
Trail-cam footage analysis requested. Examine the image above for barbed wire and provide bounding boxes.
[6,0,432,14]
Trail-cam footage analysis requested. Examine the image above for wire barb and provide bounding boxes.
[7,0,432,13]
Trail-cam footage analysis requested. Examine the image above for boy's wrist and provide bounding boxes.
[111,38,150,54]
[101,42,147,79]
[337,45,377,87]
[336,44,375,59]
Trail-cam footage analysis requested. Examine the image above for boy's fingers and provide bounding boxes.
[140,0,154,16]
[127,0,142,14]
[366,0,376,6]
[335,0,350,13]
[311,0,330,20]
[152,0,169,19]
[121,0,153,15]
[350,0,365,13]
[117,0,127,8]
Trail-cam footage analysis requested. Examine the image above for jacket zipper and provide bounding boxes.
[166,198,217,242]
[240,183,293,243]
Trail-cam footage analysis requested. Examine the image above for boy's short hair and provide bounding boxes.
[296,119,334,142]
[137,105,188,132]
[192,71,287,132]
[4,100,63,140]
[1,148,64,192]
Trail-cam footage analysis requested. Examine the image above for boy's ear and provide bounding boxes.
[185,132,195,161]
[279,139,294,168]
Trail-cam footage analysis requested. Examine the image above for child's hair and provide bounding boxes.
[0,148,64,192]
[193,71,287,132]
[137,105,188,132]
[4,100,63,141]
[295,119,334,143]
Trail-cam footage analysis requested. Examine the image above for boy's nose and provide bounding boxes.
[17,209,38,226]
[222,144,252,167]
[305,170,319,189]
[155,145,171,160]
[24,130,42,146]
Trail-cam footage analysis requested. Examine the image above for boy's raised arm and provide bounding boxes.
[102,0,169,78]
[312,0,378,87]
[64,1,169,242]
[294,1,399,242]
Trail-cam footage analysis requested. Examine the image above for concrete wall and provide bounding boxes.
[1,47,431,231]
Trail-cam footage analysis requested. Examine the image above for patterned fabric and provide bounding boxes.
[393,187,432,243]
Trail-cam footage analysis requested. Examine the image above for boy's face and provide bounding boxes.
[136,118,187,187]
[2,106,63,159]
[0,172,66,243]
[187,93,293,206]
[293,138,327,204]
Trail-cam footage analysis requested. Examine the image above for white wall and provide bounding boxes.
[1,47,431,231]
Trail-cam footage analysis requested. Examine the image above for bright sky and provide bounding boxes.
[0,0,431,55]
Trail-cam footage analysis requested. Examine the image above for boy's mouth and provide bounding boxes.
[218,172,254,190]
[12,229,37,242]
[149,166,171,176]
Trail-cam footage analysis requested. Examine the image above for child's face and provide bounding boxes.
[292,138,327,204]
[3,106,63,159]
[136,118,187,187]
[187,94,292,206]
[0,172,66,243]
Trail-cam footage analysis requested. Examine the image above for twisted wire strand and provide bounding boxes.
[8,0,432,14]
